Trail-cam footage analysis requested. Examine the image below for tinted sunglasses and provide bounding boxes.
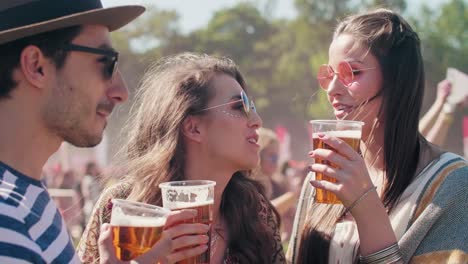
[61,44,119,80]
[198,91,256,118]
[317,61,375,89]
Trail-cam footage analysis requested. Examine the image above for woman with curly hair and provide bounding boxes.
[78,53,285,264]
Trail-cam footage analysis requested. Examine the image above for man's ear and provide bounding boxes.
[181,116,203,143]
[19,45,52,89]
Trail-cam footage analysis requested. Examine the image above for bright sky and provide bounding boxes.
[102,0,449,33]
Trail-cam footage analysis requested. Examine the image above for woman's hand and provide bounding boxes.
[98,209,209,264]
[436,79,452,104]
[309,134,399,255]
[308,133,374,209]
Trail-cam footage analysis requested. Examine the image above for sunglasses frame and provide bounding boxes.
[198,91,256,117]
[317,61,376,90]
[61,44,119,79]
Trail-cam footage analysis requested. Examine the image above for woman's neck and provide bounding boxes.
[184,153,234,222]
[361,118,385,170]
[360,119,386,189]
[361,140,384,170]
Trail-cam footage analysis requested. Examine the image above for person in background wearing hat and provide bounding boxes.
[0,1,209,263]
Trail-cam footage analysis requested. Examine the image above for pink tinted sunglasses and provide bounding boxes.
[317,61,376,89]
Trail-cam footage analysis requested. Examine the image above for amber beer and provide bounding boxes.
[171,201,214,264]
[159,180,216,264]
[110,199,169,261]
[313,130,361,204]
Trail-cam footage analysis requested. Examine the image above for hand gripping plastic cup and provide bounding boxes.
[159,180,216,264]
[310,120,364,204]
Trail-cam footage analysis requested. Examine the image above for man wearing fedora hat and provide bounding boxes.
[0,1,191,263]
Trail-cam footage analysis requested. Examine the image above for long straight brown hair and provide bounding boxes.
[114,53,280,263]
[297,9,426,263]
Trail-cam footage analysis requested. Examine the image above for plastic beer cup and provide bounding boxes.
[310,120,364,204]
[110,199,170,261]
[159,180,216,264]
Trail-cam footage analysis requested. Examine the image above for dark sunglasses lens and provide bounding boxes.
[103,56,117,79]
[109,58,117,78]
[338,61,353,86]
[317,65,332,89]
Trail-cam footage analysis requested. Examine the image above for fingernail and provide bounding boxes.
[317,133,325,138]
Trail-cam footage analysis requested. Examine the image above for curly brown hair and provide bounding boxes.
[116,52,280,263]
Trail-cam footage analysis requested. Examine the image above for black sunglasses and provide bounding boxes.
[61,44,119,79]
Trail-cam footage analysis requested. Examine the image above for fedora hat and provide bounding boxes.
[0,0,145,45]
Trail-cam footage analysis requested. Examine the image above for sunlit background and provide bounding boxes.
[49,0,466,170]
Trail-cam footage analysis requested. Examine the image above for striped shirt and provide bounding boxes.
[0,161,79,263]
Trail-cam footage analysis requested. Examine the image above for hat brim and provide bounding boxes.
[0,5,145,45]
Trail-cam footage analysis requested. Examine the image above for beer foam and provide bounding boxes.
[313,130,361,139]
[164,200,214,210]
[111,209,166,227]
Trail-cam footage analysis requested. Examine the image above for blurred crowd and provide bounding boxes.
[42,161,103,243]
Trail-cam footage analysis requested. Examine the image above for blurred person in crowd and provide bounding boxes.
[55,169,85,242]
[42,163,66,188]
[0,1,207,263]
[254,127,288,200]
[419,79,468,146]
[288,9,468,264]
[82,160,104,221]
[78,53,285,263]
[253,128,294,243]
[283,160,310,195]
[271,160,310,244]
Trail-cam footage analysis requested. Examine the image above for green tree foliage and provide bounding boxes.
[192,3,273,59]
[414,0,467,82]
[110,7,183,93]
[359,0,406,12]
[294,0,351,23]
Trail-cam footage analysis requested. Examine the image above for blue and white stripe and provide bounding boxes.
[0,162,78,263]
